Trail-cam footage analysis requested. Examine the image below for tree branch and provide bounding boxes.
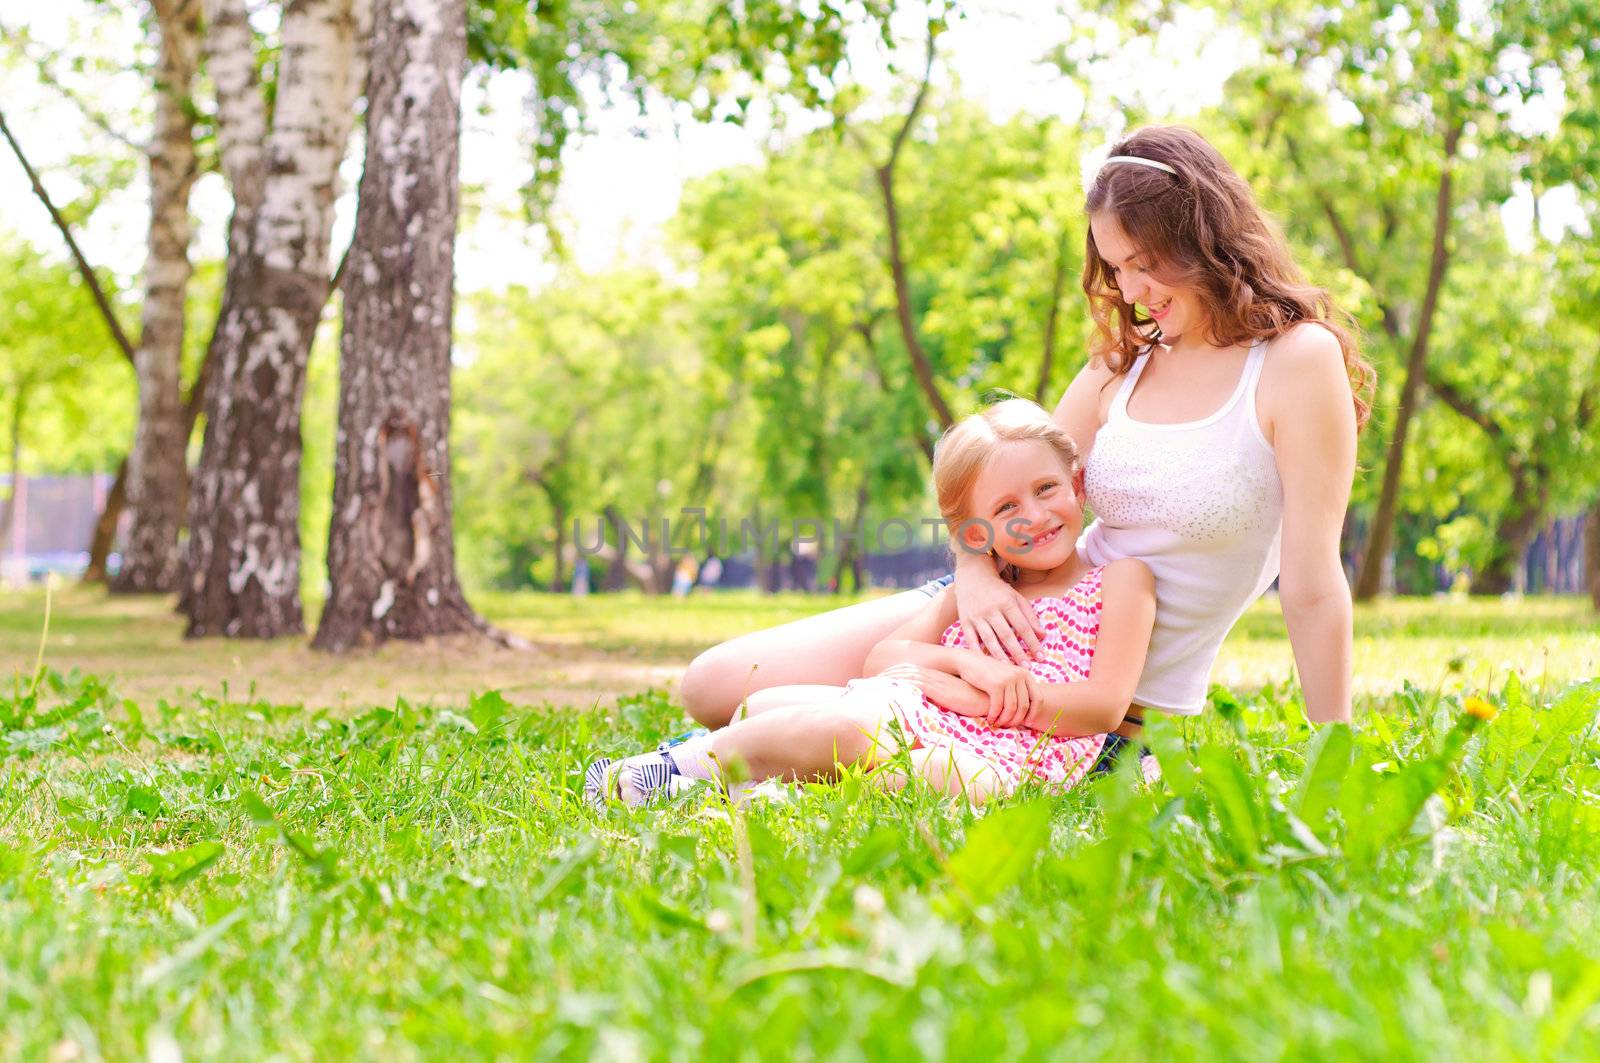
[1427,368,1539,500]
[1425,369,1505,444]
[874,22,953,431]
[1281,132,1363,276]
[0,107,137,365]
[1035,226,1072,404]
[1281,129,1406,343]
[1576,368,1598,432]
[0,20,146,152]
[856,315,935,463]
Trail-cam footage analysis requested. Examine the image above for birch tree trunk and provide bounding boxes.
[182,0,366,637]
[113,0,203,593]
[312,0,497,651]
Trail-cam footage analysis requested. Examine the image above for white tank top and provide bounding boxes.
[1078,339,1282,714]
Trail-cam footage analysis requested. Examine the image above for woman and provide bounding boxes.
[680,125,1374,739]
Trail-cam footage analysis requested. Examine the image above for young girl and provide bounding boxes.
[584,400,1156,806]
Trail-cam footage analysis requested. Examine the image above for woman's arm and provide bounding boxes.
[950,548,1041,663]
[1263,325,1358,724]
[998,559,1156,735]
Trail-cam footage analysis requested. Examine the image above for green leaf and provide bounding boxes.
[943,800,1052,910]
[843,827,903,877]
[124,785,164,817]
[143,840,225,887]
[1196,746,1263,864]
[1144,715,1198,797]
[1292,723,1354,833]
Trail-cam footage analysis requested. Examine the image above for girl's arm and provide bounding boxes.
[1264,325,1357,725]
[864,590,1037,719]
[1002,559,1157,735]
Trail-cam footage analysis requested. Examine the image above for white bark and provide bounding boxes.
[313,0,496,650]
[113,0,203,593]
[183,0,369,637]
[201,0,267,216]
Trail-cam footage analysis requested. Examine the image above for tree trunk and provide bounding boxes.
[1353,123,1463,601]
[1472,499,1546,596]
[0,382,29,555]
[1034,228,1071,404]
[1585,498,1600,610]
[550,500,568,593]
[601,505,631,591]
[312,0,496,652]
[113,0,203,594]
[84,455,130,583]
[183,0,366,638]
[871,27,953,433]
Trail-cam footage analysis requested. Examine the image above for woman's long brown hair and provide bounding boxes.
[1083,125,1376,429]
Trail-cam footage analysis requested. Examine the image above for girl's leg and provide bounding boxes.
[702,699,905,783]
[590,694,907,807]
[909,747,1005,805]
[680,589,933,728]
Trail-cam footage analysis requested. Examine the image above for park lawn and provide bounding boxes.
[0,585,1596,708]
[0,588,1597,1059]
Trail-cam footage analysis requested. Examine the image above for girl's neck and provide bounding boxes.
[1010,550,1092,596]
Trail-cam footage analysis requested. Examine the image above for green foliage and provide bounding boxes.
[466,0,906,224]
[0,234,134,477]
[1194,0,1600,580]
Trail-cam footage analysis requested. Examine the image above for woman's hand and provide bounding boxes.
[952,552,1042,663]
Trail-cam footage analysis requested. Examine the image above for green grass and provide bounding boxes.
[1,589,1598,1059]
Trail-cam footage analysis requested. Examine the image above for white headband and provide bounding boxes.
[1100,155,1177,176]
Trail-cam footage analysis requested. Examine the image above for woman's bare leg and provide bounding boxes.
[680,590,932,728]
[737,685,849,721]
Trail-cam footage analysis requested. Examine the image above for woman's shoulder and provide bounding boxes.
[1263,321,1344,376]
[1259,322,1354,416]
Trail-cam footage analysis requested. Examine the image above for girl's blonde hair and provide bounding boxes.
[933,399,1082,532]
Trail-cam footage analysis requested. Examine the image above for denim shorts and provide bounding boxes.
[915,573,956,597]
[1090,731,1153,777]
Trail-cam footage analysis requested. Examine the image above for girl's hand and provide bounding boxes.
[989,675,1049,731]
[958,656,1036,723]
[953,560,1043,664]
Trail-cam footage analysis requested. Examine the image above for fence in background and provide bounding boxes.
[1,473,118,586]
[0,474,1592,595]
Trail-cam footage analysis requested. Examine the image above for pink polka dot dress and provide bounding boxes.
[881,566,1109,792]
